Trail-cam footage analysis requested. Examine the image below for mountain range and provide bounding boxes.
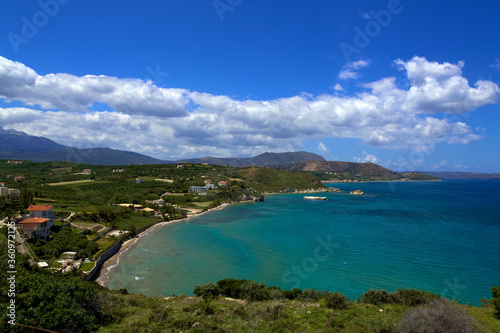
[0,127,163,165]
[1,127,493,180]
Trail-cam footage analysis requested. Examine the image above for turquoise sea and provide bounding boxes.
[107,180,500,305]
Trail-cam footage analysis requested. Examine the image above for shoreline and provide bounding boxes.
[95,203,231,288]
[95,187,331,288]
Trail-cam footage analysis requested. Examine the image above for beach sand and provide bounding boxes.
[95,203,230,288]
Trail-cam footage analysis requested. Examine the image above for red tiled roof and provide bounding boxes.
[27,204,54,211]
[19,217,50,224]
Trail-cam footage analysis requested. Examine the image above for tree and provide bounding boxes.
[492,286,500,318]
[193,283,220,302]
[325,291,348,310]
[0,195,20,221]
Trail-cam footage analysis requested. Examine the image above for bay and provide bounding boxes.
[107,180,500,305]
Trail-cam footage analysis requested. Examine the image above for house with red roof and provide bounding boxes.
[19,218,52,240]
[27,204,54,219]
[19,205,55,240]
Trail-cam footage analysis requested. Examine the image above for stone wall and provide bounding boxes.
[85,240,122,281]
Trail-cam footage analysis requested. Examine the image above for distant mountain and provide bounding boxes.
[0,127,66,151]
[419,171,500,180]
[176,151,326,167]
[0,127,163,165]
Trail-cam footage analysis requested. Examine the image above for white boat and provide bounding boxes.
[303,196,327,200]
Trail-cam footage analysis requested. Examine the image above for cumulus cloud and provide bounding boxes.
[318,142,329,153]
[395,56,499,114]
[0,56,189,117]
[338,59,371,80]
[354,151,379,164]
[0,55,498,159]
[333,83,344,91]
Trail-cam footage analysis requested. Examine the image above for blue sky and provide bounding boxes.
[0,0,499,171]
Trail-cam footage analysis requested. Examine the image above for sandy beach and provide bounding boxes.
[95,203,231,287]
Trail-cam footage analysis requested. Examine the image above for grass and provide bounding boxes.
[96,294,500,332]
[467,305,500,332]
[117,215,157,230]
[46,179,95,186]
[80,261,95,272]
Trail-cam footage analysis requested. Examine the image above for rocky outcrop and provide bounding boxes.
[330,188,343,192]
[237,194,265,202]
[350,190,364,195]
[264,187,331,194]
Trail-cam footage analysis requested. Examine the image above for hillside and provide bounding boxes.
[176,151,326,167]
[0,127,66,151]
[241,166,327,193]
[0,127,164,165]
[280,161,439,181]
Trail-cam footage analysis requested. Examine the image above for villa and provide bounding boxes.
[19,204,55,240]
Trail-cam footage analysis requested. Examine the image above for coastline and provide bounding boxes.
[95,203,231,288]
[95,188,330,288]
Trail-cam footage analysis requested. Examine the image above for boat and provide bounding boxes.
[303,196,327,200]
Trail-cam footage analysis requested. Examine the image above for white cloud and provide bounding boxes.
[0,56,498,159]
[0,56,189,117]
[333,83,344,91]
[318,142,329,153]
[338,59,371,80]
[396,56,499,114]
[353,151,379,164]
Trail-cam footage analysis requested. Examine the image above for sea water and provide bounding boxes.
[107,180,500,305]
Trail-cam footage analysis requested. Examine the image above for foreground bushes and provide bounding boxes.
[392,299,478,333]
[360,288,440,306]
[492,286,500,318]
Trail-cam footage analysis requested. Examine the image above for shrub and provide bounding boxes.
[392,299,478,333]
[392,288,440,306]
[492,286,500,318]
[360,289,393,305]
[217,278,246,298]
[193,282,220,301]
[325,291,349,310]
[240,281,270,302]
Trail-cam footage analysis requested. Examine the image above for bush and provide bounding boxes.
[392,288,440,306]
[324,291,348,310]
[392,299,478,333]
[240,281,270,302]
[360,288,440,306]
[360,289,393,305]
[492,286,500,318]
[217,278,246,298]
[193,282,220,301]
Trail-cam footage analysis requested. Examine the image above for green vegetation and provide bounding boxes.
[492,286,500,318]
[241,167,326,193]
[30,227,99,259]
[2,159,496,332]
[1,231,499,333]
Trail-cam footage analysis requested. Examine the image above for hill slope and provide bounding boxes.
[282,161,401,179]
